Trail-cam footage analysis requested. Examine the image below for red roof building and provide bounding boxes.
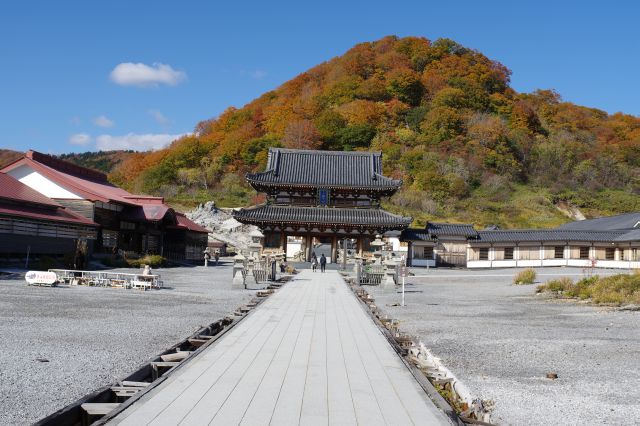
[0,172,97,257]
[1,151,208,261]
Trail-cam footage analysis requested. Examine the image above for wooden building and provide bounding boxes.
[403,222,478,267]
[0,172,97,258]
[1,151,208,260]
[403,212,640,269]
[233,148,412,263]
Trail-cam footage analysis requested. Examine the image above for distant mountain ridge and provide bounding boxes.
[1,150,135,177]
[12,36,640,227]
[58,151,134,174]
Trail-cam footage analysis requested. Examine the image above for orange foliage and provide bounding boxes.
[110,35,640,204]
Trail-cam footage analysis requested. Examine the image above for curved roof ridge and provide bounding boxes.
[247,148,400,191]
[269,147,382,156]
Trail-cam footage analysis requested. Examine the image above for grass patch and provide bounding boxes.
[537,273,640,305]
[513,268,536,285]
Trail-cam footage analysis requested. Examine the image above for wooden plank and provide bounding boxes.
[239,283,315,425]
[269,281,320,425]
[150,362,180,368]
[332,278,387,426]
[208,284,312,425]
[299,278,328,424]
[114,294,280,425]
[345,279,451,424]
[81,403,120,416]
[108,271,451,426]
[178,283,307,425]
[160,351,191,362]
[325,279,358,425]
[187,338,207,347]
[121,381,150,387]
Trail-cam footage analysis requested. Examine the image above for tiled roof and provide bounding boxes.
[0,172,61,207]
[1,151,204,230]
[614,229,640,242]
[557,212,640,231]
[233,204,412,229]
[0,174,97,226]
[427,222,478,238]
[0,202,97,226]
[175,213,210,234]
[246,148,401,190]
[401,228,434,241]
[476,229,627,243]
[1,153,136,204]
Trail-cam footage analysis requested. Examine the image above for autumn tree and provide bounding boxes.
[282,120,322,149]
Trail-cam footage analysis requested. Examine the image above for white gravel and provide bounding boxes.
[0,263,254,425]
[370,267,640,426]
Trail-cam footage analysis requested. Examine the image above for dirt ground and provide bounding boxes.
[0,262,254,425]
[371,267,640,426]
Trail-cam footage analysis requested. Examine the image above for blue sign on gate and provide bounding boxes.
[318,188,330,206]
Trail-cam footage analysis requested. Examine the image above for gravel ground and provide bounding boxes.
[0,262,254,425]
[370,267,640,426]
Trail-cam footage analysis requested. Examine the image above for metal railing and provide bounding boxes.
[359,264,385,285]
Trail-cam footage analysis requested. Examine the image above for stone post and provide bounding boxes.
[355,257,362,284]
[275,253,283,279]
[245,256,257,288]
[232,253,246,289]
[381,259,397,293]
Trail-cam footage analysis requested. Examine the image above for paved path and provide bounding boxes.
[108,270,450,426]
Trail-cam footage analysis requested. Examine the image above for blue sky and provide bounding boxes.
[1,0,638,154]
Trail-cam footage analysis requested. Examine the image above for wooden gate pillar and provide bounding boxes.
[305,234,312,262]
[331,235,338,263]
[280,232,287,256]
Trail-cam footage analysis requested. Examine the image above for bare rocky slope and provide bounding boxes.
[186,201,258,252]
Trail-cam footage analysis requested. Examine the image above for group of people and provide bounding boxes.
[203,248,220,267]
[311,252,327,272]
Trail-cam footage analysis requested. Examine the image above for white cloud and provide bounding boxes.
[251,70,266,80]
[93,115,115,128]
[109,62,187,87]
[148,109,171,126]
[95,133,187,151]
[69,133,92,145]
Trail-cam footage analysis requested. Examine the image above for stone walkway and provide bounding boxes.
[108,270,450,425]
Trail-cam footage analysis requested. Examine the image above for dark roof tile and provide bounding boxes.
[557,212,640,231]
[427,222,478,238]
[401,228,434,241]
[477,229,627,243]
[233,204,411,229]
[246,148,401,189]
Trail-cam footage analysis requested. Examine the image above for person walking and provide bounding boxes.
[214,250,220,266]
[311,256,318,272]
[204,249,211,267]
[320,253,327,273]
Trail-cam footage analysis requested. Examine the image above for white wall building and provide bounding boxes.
[404,213,640,270]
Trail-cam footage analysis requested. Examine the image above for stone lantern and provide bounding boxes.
[248,229,264,258]
[245,255,257,287]
[370,234,385,264]
[232,253,246,289]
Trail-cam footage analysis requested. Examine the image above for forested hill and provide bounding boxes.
[0,150,134,175]
[0,149,22,168]
[58,151,134,174]
[108,35,640,228]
